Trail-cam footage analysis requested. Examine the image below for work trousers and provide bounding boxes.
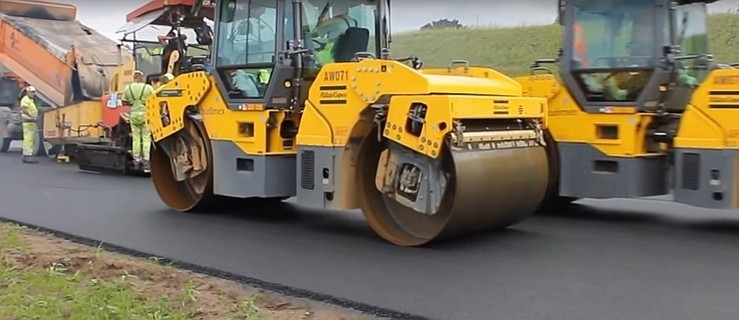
[129,111,151,162]
[22,122,36,156]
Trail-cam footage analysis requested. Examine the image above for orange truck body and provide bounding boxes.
[0,0,128,107]
[0,0,136,149]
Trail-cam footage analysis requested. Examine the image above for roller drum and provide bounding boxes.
[440,146,548,238]
[359,131,549,246]
[149,117,215,212]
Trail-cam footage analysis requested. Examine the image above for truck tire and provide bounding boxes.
[32,111,47,157]
[0,138,9,152]
[0,106,10,153]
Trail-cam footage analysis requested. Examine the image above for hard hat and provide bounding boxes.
[26,86,36,92]
[134,70,144,76]
[164,73,174,80]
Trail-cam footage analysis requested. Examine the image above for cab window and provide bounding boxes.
[215,0,278,99]
[301,0,378,67]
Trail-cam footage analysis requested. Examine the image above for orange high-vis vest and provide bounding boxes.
[573,21,588,67]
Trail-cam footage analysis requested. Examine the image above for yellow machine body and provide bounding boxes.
[297,61,548,211]
[516,74,655,157]
[670,68,739,208]
[147,72,299,156]
[42,100,106,146]
[40,58,136,146]
[146,0,556,246]
[516,0,739,211]
[517,67,739,209]
[673,70,739,150]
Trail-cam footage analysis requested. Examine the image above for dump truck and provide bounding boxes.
[516,0,739,211]
[145,0,550,246]
[0,0,134,164]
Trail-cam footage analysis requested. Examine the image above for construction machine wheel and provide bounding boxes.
[356,127,549,246]
[150,116,286,212]
[536,130,579,213]
[0,106,10,152]
[150,115,215,212]
[32,130,46,157]
[31,111,48,157]
[538,195,578,212]
[0,137,9,152]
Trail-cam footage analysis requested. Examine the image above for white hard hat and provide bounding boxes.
[26,86,36,92]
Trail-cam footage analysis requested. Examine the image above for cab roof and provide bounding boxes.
[117,0,215,34]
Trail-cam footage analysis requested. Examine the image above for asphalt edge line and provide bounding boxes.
[0,216,432,320]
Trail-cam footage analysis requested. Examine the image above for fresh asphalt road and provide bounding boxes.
[2,143,739,320]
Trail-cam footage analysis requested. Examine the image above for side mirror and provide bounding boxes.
[663,45,677,56]
[695,54,714,67]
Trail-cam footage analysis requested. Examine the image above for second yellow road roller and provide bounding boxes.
[518,0,739,211]
[145,0,550,246]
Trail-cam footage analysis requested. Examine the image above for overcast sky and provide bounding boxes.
[56,0,739,41]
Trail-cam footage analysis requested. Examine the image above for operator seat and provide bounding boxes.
[332,27,370,62]
[194,20,213,46]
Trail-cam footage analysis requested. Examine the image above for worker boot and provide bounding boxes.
[132,157,142,170]
[142,160,151,173]
[22,155,37,164]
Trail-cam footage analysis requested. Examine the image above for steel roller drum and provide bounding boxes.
[358,138,549,246]
[149,117,215,212]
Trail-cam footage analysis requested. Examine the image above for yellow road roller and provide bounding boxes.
[517,0,739,210]
[145,0,550,246]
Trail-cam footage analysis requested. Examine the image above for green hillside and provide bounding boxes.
[388,13,739,77]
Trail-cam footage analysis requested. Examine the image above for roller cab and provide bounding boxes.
[147,0,550,246]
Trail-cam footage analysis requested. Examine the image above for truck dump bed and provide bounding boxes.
[0,0,129,107]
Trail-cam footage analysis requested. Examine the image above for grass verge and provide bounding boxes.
[0,222,375,320]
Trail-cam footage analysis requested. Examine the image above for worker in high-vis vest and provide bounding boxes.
[122,70,154,172]
[257,69,271,85]
[19,86,38,164]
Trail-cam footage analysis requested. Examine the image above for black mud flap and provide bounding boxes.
[75,143,139,175]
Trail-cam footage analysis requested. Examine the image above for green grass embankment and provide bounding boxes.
[389,13,739,77]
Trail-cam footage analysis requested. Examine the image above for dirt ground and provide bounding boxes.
[0,223,382,320]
